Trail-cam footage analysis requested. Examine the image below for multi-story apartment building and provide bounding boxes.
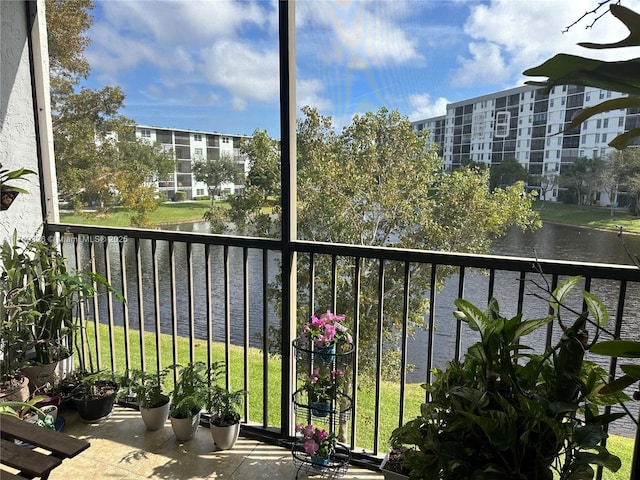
[412,85,635,204]
[135,125,251,200]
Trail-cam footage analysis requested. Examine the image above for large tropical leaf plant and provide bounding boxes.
[389,276,627,480]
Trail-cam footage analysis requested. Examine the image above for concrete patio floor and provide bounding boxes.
[47,406,385,479]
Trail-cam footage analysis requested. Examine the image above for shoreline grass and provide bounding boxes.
[60,200,640,234]
[82,322,634,478]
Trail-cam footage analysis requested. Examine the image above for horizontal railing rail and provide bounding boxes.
[47,223,640,478]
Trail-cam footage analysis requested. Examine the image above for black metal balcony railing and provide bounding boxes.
[47,223,640,477]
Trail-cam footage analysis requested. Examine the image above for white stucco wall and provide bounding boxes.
[0,0,54,244]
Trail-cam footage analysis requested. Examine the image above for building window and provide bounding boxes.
[556,151,560,158]
[606,90,612,98]
[194,134,202,141]
[619,117,624,127]
[495,111,510,138]
[547,125,552,134]
[582,134,587,143]
[222,137,230,144]
[596,119,602,129]
[141,129,151,138]
[602,133,607,143]
[545,151,549,159]
[593,149,598,157]
[561,97,565,106]
[586,92,591,101]
[599,91,605,99]
[194,148,203,157]
[595,133,600,143]
[603,118,609,128]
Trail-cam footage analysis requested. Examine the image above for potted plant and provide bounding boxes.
[0,163,36,210]
[120,367,170,430]
[294,423,337,472]
[0,396,56,430]
[300,310,353,362]
[168,361,210,442]
[206,365,246,450]
[68,370,121,423]
[386,276,626,480]
[299,365,345,417]
[1,231,122,391]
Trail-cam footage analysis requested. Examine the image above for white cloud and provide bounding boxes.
[453,0,640,87]
[408,93,449,121]
[297,79,332,112]
[199,40,280,110]
[297,1,423,69]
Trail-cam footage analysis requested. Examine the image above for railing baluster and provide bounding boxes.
[119,239,130,372]
[187,242,195,363]
[373,258,385,455]
[243,247,250,422]
[224,245,231,390]
[134,238,146,371]
[398,260,410,427]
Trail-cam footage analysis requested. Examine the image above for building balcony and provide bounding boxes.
[42,222,640,480]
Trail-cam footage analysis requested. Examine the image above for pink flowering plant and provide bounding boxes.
[301,310,353,347]
[296,423,337,459]
[302,365,345,402]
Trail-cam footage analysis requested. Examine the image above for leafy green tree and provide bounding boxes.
[216,106,541,378]
[607,149,640,215]
[559,157,605,205]
[193,153,243,205]
[209,130,281,236]
[489,157,529,190]
[46,0,173,225]
[530,172,558,206]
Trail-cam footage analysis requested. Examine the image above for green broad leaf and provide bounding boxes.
[485,297,501,323]
[563,97,640,134]
[621,363,640,377]
[550,276,582,312]
[578,4,640,49]
[4,168,36,179]
[466,342,487,364]
[548,401,579,415]
[450,386,486,407]
[574,423,605,448]
[582,290,608,327]
[590,340,640,358]
[574,449,622,472]
[608,128,640,150]
[454,298,487,335]
[599,374,638,394]
[513,315,553,341]
[523,55,640,96]
[564,463,594,480]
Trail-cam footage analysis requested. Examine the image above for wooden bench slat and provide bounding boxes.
[0,439,61,478]
[0,415,89,458]
[0,469,30,480]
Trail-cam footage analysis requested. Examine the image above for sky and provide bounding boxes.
[83,0,640,138]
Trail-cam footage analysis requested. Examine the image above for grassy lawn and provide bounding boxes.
[535,201,640,233]
[82,322,634,478]
[59,200,213,227]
